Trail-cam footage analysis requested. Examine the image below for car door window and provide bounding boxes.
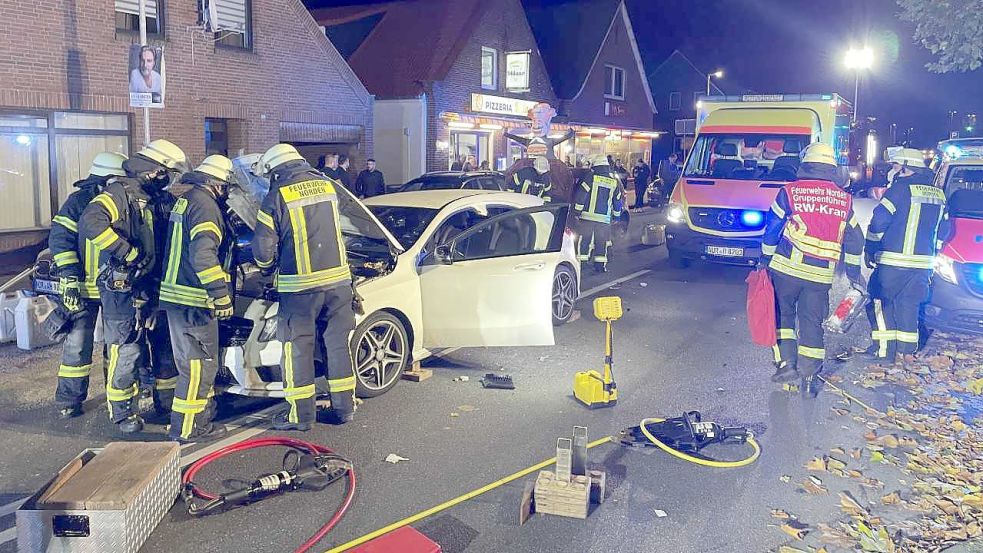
[463,179,481,190]
[448,204,569,262]
[479,177,502,190]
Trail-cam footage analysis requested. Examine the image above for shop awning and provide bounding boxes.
[279,122,362,143]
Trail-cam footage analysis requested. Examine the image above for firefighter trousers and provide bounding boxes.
[575,219,612,268]
[166,306,219,439]
[771,271,830,377]
[866,266,931,359]
[55,301,100,408]
[142,310,178,412]
[99,289,143,423]
[278,286,356,425]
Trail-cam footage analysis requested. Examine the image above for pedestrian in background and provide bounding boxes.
[450,157,463,171]
[658,152,681,202]
[356,159,386,198]
[479,160,490,170]
[462,156,476,172]
[321,154,339,180]
[336,155,354,194]
[631,158,651,210]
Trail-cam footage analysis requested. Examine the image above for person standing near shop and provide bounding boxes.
[631,158,651,210]
[864,148,946,365]
[760,143,864,388]
[573,156,624,273]
[50,152,128,419]
[159,155,237,443]
[252,144,357,431]
[355,159,386,198]
[80,139,188,434]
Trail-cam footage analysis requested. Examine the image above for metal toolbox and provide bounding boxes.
[17,442,180,553]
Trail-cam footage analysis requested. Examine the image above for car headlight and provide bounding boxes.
[667,203,684,224]
[934,254,959,284]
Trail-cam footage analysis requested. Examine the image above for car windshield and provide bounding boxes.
[683,133,810,181]
[945,166,983,219]
[401,176,463,191]
[367,205,440,248]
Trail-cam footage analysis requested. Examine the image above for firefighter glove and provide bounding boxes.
[60,277,82,313]
[123,244,141,266]
[214,295,234,320]
[864,251,877,270]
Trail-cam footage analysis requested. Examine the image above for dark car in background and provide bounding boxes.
[398,171,508,193]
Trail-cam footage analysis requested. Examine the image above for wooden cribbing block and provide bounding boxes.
[534,470,589,519]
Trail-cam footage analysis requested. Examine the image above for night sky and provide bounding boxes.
[310,0,982,147]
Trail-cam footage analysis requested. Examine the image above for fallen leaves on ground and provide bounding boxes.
[779,519,811,540]
[801,475,828,495]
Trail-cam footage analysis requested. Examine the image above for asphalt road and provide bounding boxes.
[0,208,889,552]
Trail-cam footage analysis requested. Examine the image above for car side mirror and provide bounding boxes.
[435,244,454,265]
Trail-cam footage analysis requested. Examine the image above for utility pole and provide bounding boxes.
[139,0,150,147]
[948,110,957,138]
[889,123,897,145]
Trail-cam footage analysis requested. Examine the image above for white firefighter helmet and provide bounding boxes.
[196,155,234,183]
[138,139,188,171]
[88,152,127,178]
[253,144,304,177]
[533,156,550,174]
[800,143,837,167]
[590,155,609,168]
[887,147,926,168]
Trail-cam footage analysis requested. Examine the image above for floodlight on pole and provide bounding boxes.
[844,47,873,124]
[706,69,723,96]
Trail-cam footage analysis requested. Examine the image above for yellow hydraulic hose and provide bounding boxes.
[638,417,761,468]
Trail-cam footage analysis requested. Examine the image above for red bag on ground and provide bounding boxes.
[746,269,777,346]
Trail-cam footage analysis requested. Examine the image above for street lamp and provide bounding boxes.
[844,47,873,123]
[706,69,723,96]
[948,110,958,138]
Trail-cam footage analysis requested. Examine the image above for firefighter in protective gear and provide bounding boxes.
[511,156,553,201]
[573,155,624,272]
[760,143,865,385]
[252,144,357,431]
[160,155,236,442]
[50,152,127,419]
[80,139,186,434]
[864,148,945,363]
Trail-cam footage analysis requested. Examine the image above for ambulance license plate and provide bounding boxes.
[706,246,744,257]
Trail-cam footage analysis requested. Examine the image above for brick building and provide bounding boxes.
[0,0,372,261]
[648,50,724,160]
[526,0,658,168]
[318,0,559,183]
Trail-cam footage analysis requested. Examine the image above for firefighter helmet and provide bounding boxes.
[887,147,926,168]
[253,144,304,177]
[800,143,836,167]
[590,155,609,168]
[138,139,188,171]
[533,156,550,174]
[88,152,127,178]
[196,155,234,183]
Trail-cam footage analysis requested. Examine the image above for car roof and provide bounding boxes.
[363,189,542,209]
[411,171,502,179]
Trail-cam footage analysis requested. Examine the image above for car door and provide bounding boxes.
[418,203,569,347]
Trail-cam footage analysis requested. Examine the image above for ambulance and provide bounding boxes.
[665,93,852,267]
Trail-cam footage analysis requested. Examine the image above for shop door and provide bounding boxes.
[450,132,490,170]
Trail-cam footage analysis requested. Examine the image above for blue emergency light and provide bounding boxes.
[740,210,764,227]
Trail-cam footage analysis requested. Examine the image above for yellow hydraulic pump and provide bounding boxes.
[573,296,621,408]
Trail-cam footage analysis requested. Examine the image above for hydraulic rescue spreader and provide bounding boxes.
[573,296,621,408]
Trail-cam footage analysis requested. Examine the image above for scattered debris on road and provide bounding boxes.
[384,454,409,464]
[452,376,470,382]
[480,373,515,389]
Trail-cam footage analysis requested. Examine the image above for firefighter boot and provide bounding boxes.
[117,414,145,434]
[59,405,83,419]
[770,361,800,383]
[271,410,312,432]
[170,423,228,445]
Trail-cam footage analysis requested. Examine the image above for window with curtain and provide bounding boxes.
[115,0,163,35]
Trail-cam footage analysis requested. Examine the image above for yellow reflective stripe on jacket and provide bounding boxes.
[52,215,79,233]
[876,251,934,269]
[164,220,183,285]
[280,179,337,205]
[798,345,825,359]
[579,211,612,224]
[82,239,101,298]
[276,265,352,293]
[770,201,786,219]
[896,330,918,344]
[761,243,777,256]
[58,364,92,378]
[843,252,862,266]
[91,193,120,223]
[284,384,316,399]
[190,221,222,241]
[327,375,356,393]
[769,253,835,284]
[783,215,843,260]
[92,227,122,249]
[880,198,897,215]
[287,206,312,274]
[257,210,275,230]
[778,328,797,340]
[902,203,920,255]
[155,376,178,390]
[53,251,80,266]
[196,265,226,285]
[160,282,211,308]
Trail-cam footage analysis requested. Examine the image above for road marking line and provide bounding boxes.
[580,269,651,298]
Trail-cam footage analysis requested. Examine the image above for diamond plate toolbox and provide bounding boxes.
[17,442,180,553]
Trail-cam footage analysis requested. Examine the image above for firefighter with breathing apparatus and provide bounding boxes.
[252,144,357,431]
[159,155,238,443]
[863,147,945,365]
[49,152,128,419]
[760,143,865,389]
[79,139,187,434]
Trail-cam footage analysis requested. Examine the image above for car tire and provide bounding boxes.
[351,311,410,398]
[668,248,690,269]
[552,265,578,326]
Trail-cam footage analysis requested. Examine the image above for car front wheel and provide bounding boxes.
[351,312,409,398]
[552,265,578,326]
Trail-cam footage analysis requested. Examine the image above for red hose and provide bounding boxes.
[182,436,357,553]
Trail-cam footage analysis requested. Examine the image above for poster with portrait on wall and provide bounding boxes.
[128,44,165,108]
